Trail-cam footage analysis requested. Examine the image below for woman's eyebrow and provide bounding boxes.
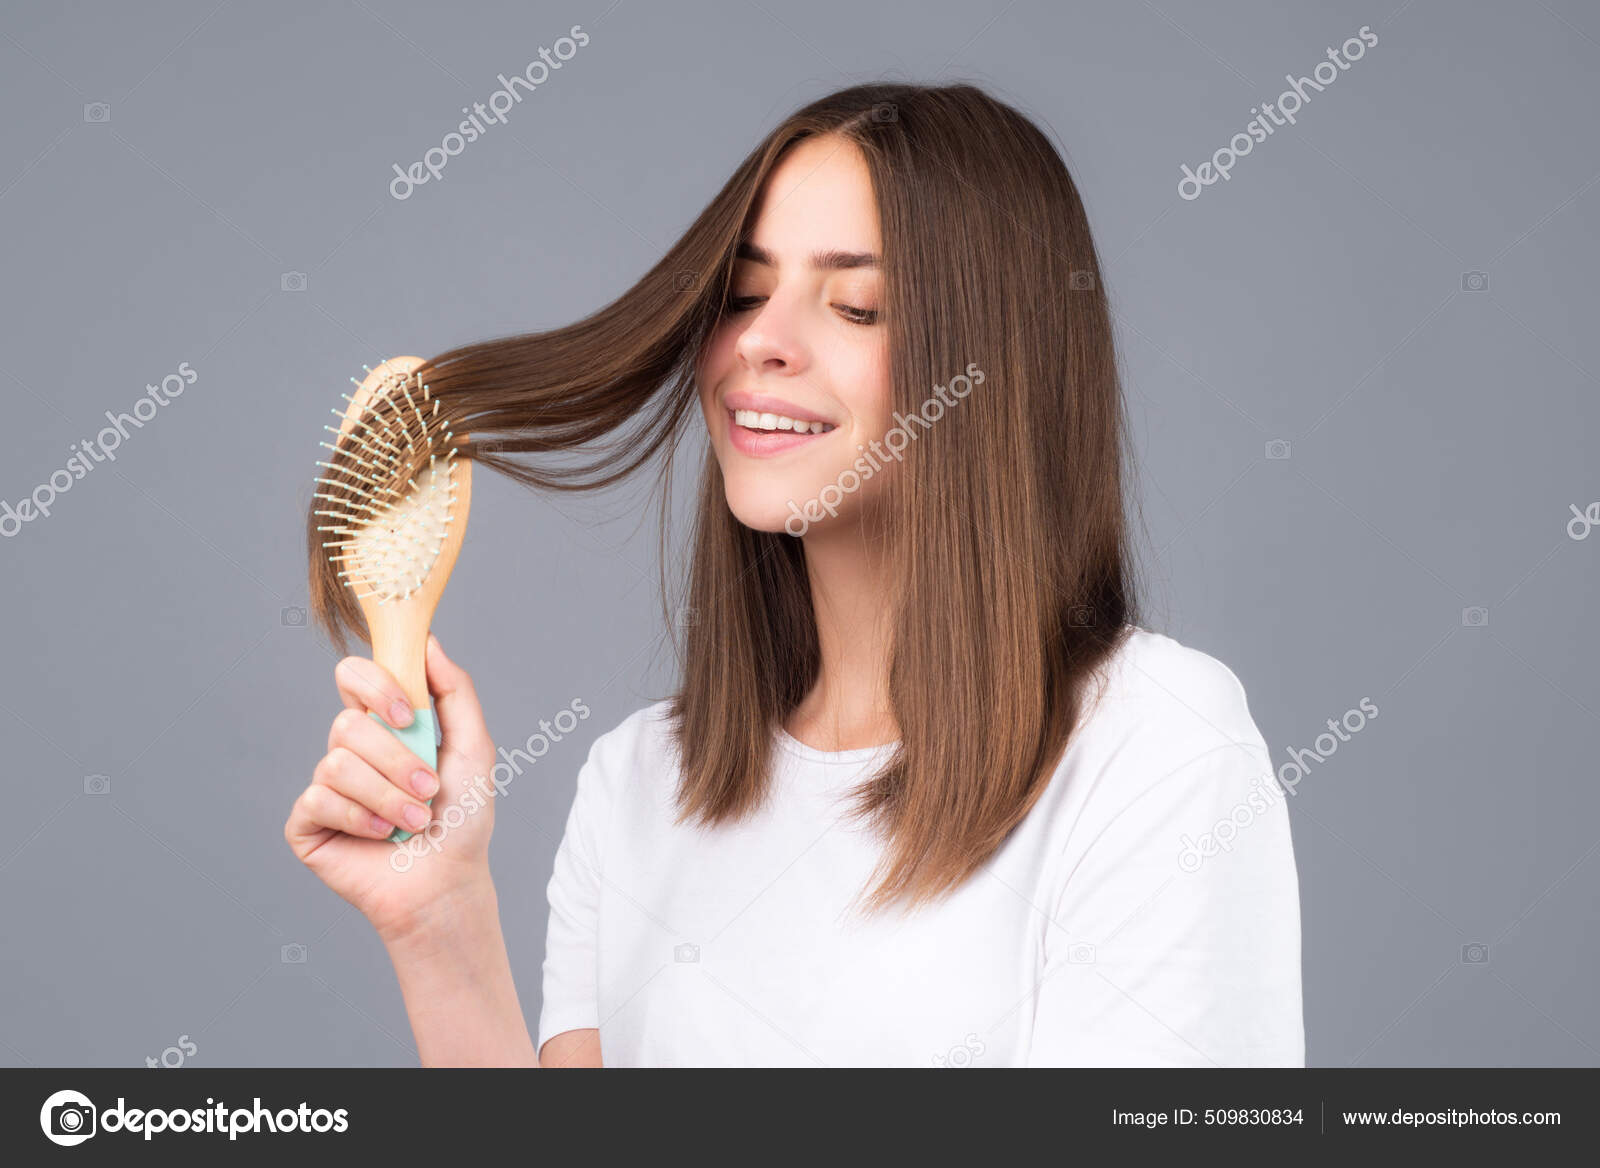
[736,241,880,270]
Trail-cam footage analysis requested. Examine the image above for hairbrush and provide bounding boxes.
[314,355,471,843]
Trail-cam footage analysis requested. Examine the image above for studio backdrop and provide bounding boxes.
[1,0,1595,1067]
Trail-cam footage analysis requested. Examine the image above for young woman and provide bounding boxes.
[284,82,1303,1067]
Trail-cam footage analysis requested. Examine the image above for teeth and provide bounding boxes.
[733,408,831,434]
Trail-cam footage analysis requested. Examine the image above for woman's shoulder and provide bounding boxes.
[1051,625,1275,824]
[569,698,679,790]
[1085,625,1266,751]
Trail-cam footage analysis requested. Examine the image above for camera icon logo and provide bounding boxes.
[83,103,111,123]
[1265,439,1292,460]
[281,943,307,964]
[280,606,306,627]
[674,270,699,291]
[1067,942,1096,965]
[1068,270,1095,291]
[673,942,699,963]
[1461,943,1490,964]
[870,103,898,123]
[84,774,111,795]
[1461,606,1489,627]
[40,1089,97,1146]
[1461,271,1489,292]
[280,271,307,293]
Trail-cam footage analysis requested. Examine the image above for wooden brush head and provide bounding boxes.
[316,356,471,708]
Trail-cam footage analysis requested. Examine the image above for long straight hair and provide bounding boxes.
[308,82,1137,917]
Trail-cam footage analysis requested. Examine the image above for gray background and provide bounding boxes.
[1,0,1594,1067]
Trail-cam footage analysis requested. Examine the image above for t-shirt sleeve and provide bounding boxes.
[1026,735,1305,1067]
[535,730,616,1058]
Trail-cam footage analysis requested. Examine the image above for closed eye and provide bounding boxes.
[725,295,879,326]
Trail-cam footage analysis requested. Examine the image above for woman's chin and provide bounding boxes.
[724,494,805,536]
[720,489,823,537]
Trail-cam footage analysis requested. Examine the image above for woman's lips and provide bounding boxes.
[726,409,833,457]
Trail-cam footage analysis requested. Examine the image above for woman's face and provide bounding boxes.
[697,134,892,538]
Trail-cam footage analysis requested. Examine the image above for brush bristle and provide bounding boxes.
[314,365,462,605]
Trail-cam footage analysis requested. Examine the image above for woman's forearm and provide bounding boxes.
[380,877,540,1067]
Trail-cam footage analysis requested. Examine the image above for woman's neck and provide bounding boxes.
[785,521,899,752]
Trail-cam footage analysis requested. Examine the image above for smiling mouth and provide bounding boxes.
[725,407,836,457]
[730,408,836,435]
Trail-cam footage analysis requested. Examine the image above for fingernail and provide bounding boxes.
[403,804,430,830]
[411,769,439,798]
[370,814,394,836]
[389,700,413,727]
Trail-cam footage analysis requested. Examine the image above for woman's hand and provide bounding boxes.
[284,635,499,942]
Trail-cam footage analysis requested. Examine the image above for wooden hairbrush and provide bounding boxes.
[314,355,471,842]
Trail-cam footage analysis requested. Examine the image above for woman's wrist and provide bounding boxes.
[378,875,539,1066]
[372,867,498,950]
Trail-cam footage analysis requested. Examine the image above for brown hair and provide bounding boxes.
[308,81,1138,916]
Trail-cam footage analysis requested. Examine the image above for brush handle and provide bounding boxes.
[366,612,434,843]
[371,707,437,843]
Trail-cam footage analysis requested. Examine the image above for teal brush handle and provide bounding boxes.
[371,707,437,842]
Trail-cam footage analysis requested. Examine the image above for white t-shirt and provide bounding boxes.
[535,626,1304,1066]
